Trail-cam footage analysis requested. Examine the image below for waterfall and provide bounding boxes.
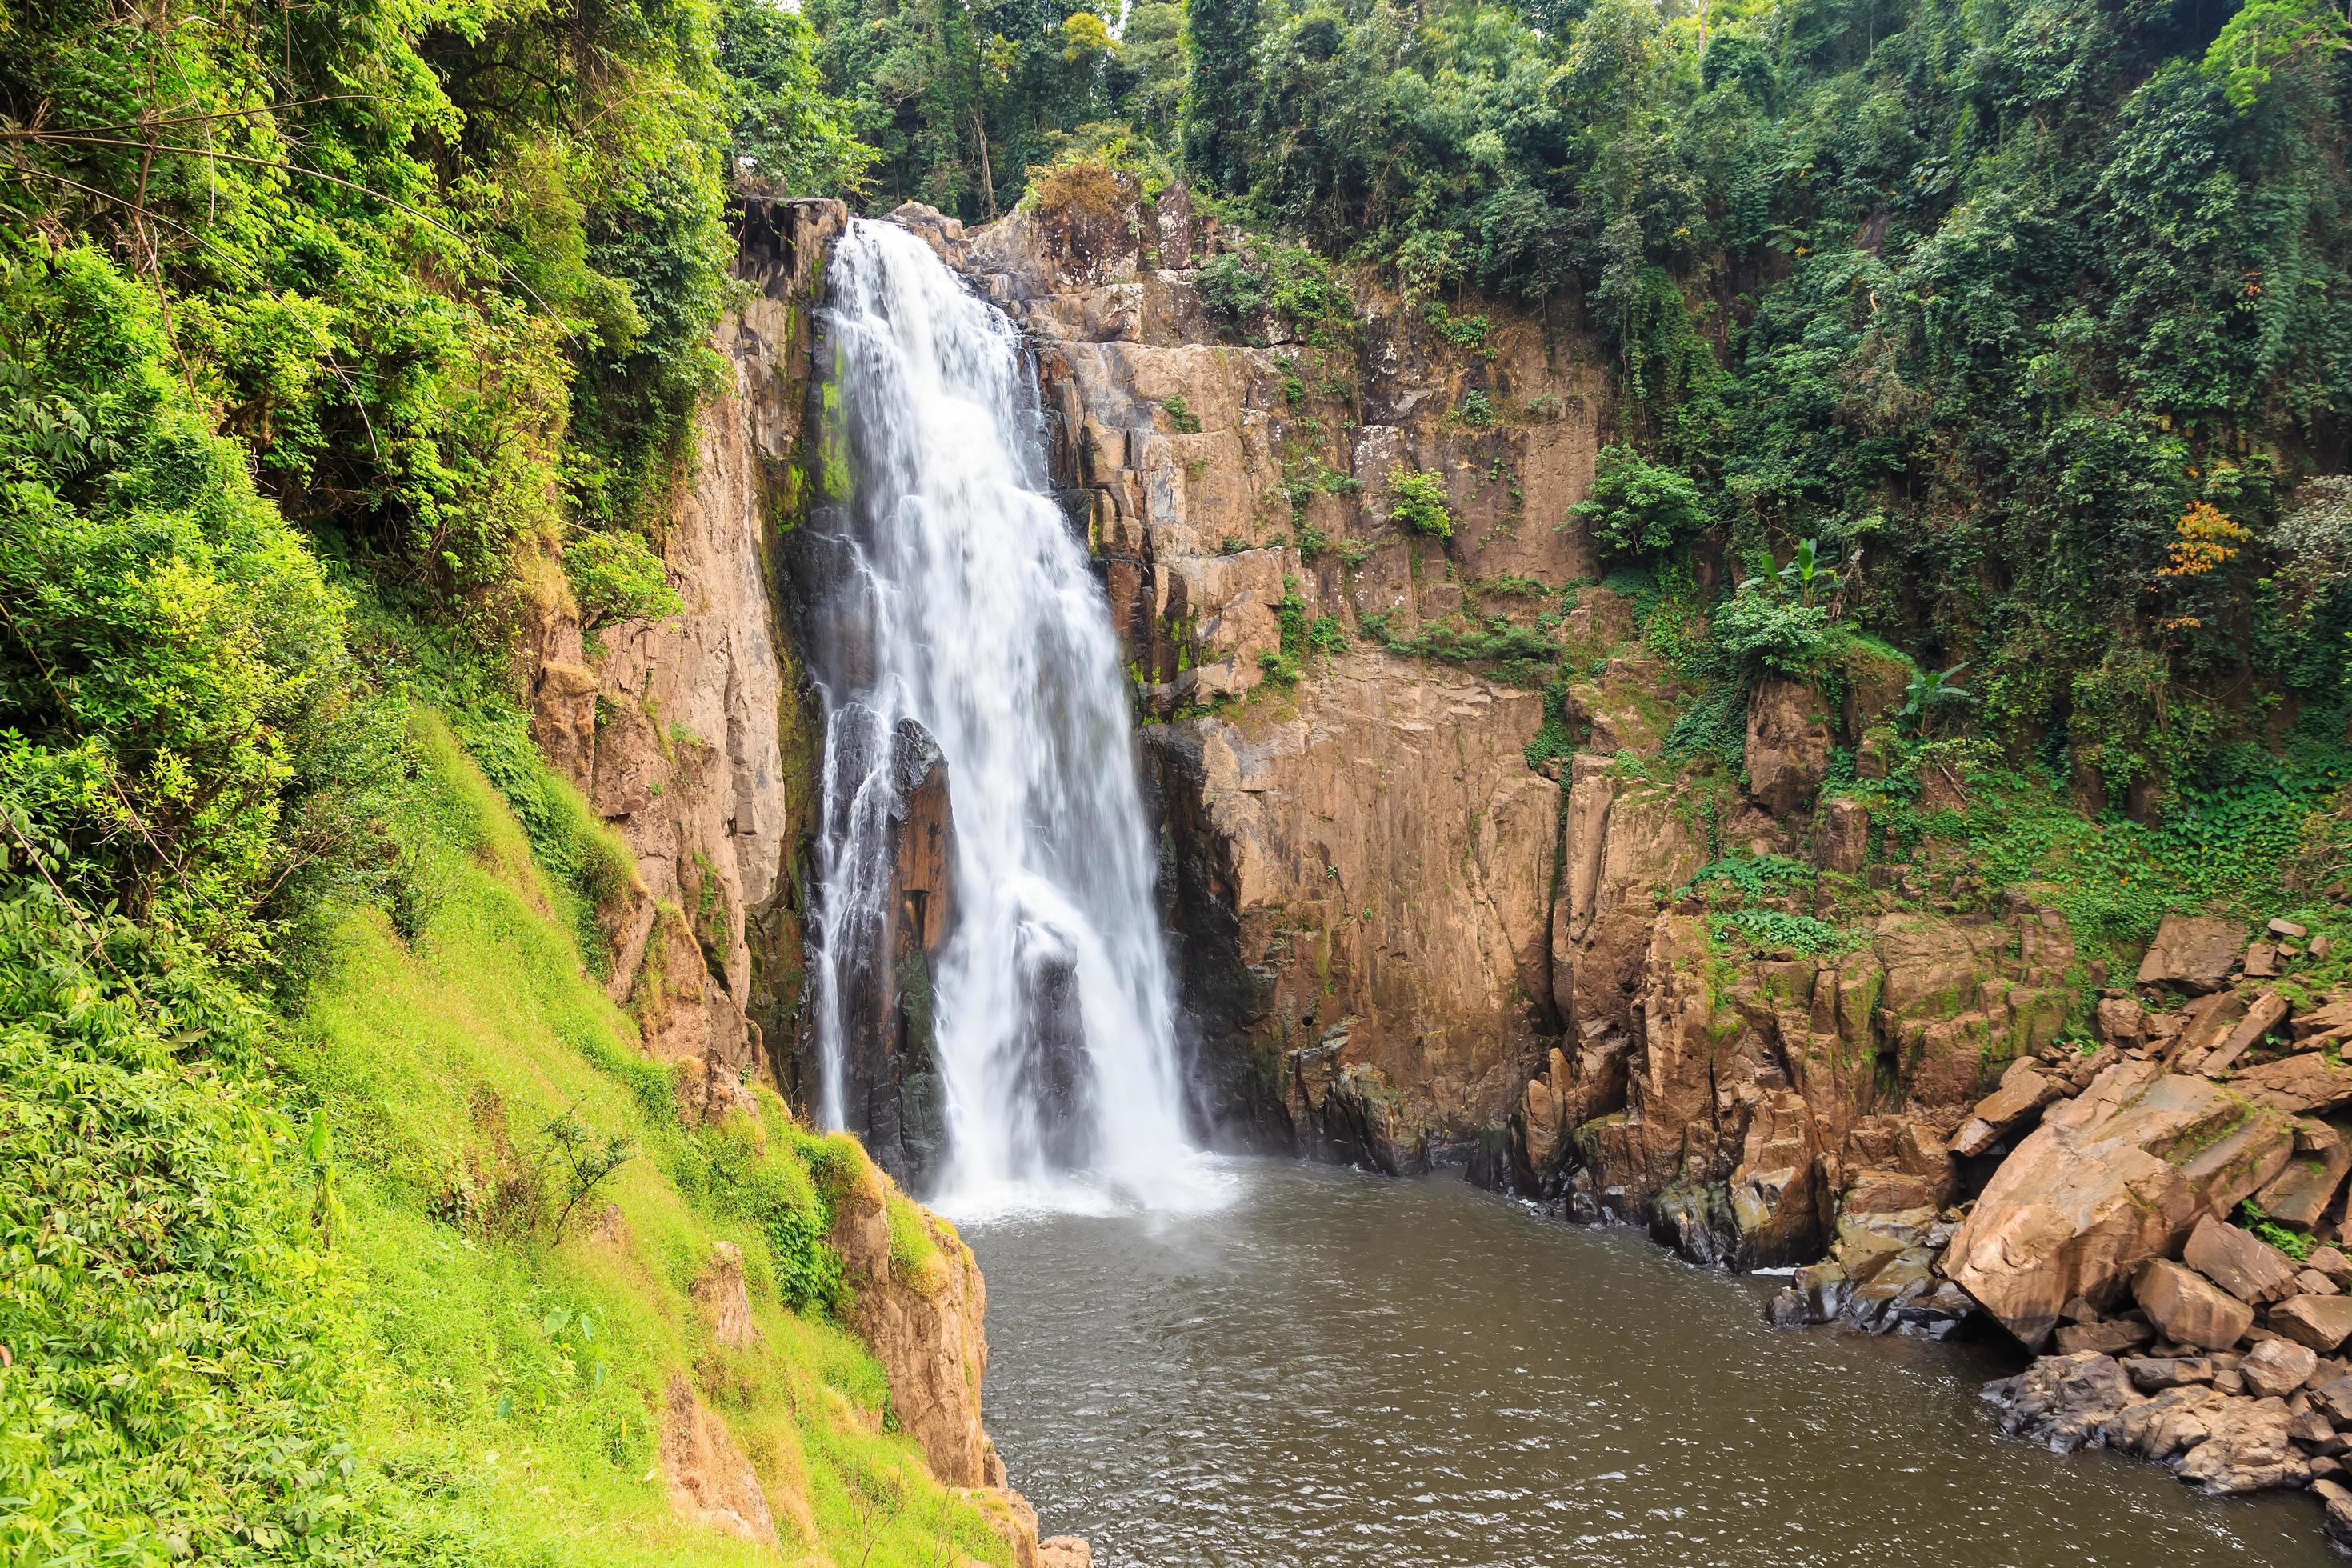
[801,217,1212,1215]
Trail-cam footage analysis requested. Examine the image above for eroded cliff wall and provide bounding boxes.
[902,190,1606,1166]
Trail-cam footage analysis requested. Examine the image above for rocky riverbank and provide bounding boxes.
[1758,914,2352,1533]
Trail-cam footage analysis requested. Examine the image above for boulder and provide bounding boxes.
[2122,1354,2214,1392]
[2136,914,2245,994]
[2310,1247,2352,1286]
[2271,1294,2352,1353]
[2055,1318,2155,1355]
[2199,991,2290,1078]
[2183,1214,2302,1306]
[2292,1000,2352,1044]
[2170,991,2248,1072]
[2232,1052,2352,1116]
[2134,1259,2255,1351]
[2106,1385,2231,1462]
[2096,996,2147,1050]
[1982,1352,2145,1451]
[2255,1122,2352,1230]
[1943,1062,2296,1346]
[1039,1539,1094,1568]
[2313,1478,2352,1552]
[2239,1338,2320,1398]
[1949,1058,2065,1159]
[2313,1375,2352,1425]
[2175,1396,2307,1494]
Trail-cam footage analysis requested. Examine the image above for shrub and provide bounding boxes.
[1712,588,1836,677]
[1386,466,1454,537]
[562,530,683,633]
[1568,445,1706,565]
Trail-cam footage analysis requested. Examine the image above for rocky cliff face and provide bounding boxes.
[527,198,841,1118]
[905,186,1607,1165]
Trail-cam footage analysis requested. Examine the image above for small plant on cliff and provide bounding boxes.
[1711,586,1837,678]
[1713,907,1859,955]
[1386,465,1454,538]
[539,1108,636,1240]
[1898,663,1975,736]
[1568,445,1706,566]
[562,529,685,632]
[2239,1198,2316,1260]
[1160,394,1202,434]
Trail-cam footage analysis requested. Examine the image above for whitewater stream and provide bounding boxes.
[803,218,1210,1214]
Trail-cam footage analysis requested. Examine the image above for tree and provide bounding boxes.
[1570,446,1707,565]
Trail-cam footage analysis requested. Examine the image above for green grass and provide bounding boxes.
[0,707,1018,1568]
[283,715,1019,1566]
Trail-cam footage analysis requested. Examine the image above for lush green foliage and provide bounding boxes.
[563,529,686,633]
[1141,0,2352,801]
[804,0,1166,220]
[1571,444,1706,564]
[1384,465,1454,537]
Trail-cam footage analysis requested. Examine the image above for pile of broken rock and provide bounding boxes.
[1771,910,2352,1533]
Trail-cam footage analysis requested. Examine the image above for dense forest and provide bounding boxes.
[822,0,2352,810]
[4,0,2352,1554]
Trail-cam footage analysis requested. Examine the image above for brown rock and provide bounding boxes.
[1944,1063,2296,1346]
[2202,991,2291,1077]
[2256,1122,2352,1230]
[2137,914,2246,994]
[2303,1269,2347,1298]
[661,1375,779,1544]
[1950,1058,2062,1158]
[1985,1352,2146,1450]
[2231,1052,2352,1116]
[829,1150,996,1486]
[2310,1247,2352,1286]
[2314,1478,2352,1550]
[2171,991,2250,1072]
[2136,1259,2257,1350]
[1815,797,1869,875]
[2097,996,2148,1050]
[690,1241,762,1350]
[2106,1385,2230,1462]
[2175,1395,2308,1494]
[2272,1294,2352,1352]
[2246,943,2282,980]
[1745,677,1832,818]
[2314,1376,2352,1424]
[2123,1354,2215,1391]
[1039,1538,1094,1568]
[2272,918,2311,941]
[2242,1338,2322,1398]
[2294,1001,2352,1042]
[2185,1214,2303,1306]
[2056,1318,2157,1355]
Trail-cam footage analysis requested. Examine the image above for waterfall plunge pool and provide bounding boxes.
[967,1158,2329,1567]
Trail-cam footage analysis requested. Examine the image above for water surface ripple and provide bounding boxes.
[969,1158,2329,1567]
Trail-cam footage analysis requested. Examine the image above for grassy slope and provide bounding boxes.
[285,714,1012,1566]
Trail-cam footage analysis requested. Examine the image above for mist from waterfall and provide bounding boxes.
[802,217,1219,1217]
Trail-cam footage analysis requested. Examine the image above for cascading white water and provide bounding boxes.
[804,217,1211,1214]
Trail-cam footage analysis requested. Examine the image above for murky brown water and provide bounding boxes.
[967,1158,2332,1567]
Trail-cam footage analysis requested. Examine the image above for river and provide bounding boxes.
[966,1158,2330,1567]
